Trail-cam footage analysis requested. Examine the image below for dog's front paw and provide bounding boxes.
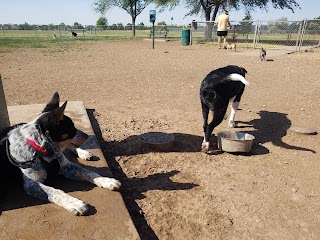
[66,198,89,216]
[76,148,93,160]
[201,141,209,153]
[228,120,236,128]
[94,177,121,190]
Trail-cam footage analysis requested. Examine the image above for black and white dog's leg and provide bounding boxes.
[59,155,121,190]
[23,176,88,215]
[201,104,210,151]
[228,90,244,128]
[228,98,239,128]
[202,107,227,152]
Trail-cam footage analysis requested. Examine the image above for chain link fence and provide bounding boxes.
[0,24,178,39]
[254,19,320,50]
[1,19,319,51]
[190,19,320,50]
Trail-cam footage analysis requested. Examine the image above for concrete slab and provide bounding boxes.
[0,101,140,240]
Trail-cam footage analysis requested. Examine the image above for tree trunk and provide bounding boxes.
[204,3,220,41]
[207,4,220,42]
[132,17,136,37]
[204,5,212,41]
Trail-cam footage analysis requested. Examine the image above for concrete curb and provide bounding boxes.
[1,101,140,240]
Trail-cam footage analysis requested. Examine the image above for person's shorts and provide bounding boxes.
[217,31,228,36]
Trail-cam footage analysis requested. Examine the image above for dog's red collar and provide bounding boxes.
[27,138,49,156]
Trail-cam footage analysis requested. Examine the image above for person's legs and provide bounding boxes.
[223,36,227,48]
[218,36,222,48]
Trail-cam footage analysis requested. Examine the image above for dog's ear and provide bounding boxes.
[55,101,67,121]
[44,101,67,123]
[36,100,67,134]
[43,92,60,112]
[241,67,248,76]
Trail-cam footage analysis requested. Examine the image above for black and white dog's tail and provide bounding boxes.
[223,73,249,85]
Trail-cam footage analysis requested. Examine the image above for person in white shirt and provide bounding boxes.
[216,10,232,49]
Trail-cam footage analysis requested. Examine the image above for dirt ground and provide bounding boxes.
[1,40,320,240]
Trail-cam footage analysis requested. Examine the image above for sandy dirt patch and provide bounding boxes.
[1,40,320,239]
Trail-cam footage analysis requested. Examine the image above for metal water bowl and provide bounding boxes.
[217,131,255,153]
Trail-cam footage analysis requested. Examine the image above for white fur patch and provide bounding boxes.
[201,138,210,152]
[226,73,249,85]
[228,101,240,127]
[93,177,121,190]
[76,148,93,160]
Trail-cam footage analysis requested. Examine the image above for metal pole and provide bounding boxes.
[152,22,155,49]
[299,19,307,52]
[190,22,192,46]
[295,21,303,51]
[252,20,259,49]
[0,75,10,133]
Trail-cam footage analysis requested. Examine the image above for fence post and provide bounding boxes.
[295,21,303,51]
[0,75,10,133]
[252,20,259,49]
[300,19,307,51]
[297,19,307,52]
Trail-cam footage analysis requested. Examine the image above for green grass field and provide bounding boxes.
[0,29,319,49]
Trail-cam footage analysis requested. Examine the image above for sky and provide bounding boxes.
[0,0,319,26]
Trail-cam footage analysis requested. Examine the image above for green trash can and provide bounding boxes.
[181,29,190,46]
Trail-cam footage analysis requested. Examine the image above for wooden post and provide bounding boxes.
[0,75,10,133]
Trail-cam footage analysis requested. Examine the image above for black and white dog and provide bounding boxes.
[200,65,249,152]
[0,92,120,215]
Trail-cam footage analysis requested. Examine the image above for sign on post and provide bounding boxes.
[149,10,156,23]
[149,10,156,49]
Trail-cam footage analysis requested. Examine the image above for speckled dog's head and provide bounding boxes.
[37,92,88,150]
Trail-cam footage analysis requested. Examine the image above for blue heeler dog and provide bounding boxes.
[0,92,120,215]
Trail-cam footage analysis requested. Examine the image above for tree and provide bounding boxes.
[20,22,33,30]
[94,0,151,36]
[157,21,166,25]
[136,22,145,30]
[73,22,84,29]
[154,0,300,40]
[97,17,108,30]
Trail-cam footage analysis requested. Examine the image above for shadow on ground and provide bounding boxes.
[87,109,199,240]
[237,110,316,153]
[89,109,317,239]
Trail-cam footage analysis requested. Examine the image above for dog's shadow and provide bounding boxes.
[237,110,316,153]
[87,109,200,239]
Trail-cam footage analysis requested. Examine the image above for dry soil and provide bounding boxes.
[1,40,320,240]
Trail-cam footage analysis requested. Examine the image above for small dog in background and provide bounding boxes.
[0,92,120,215]
[226,42,236,51]
[72,31,77,37]
[260,48,266,61]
